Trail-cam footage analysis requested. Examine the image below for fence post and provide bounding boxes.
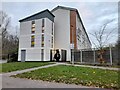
[109,44,113,65]
[93,48,96,63]
[80,50,82,63]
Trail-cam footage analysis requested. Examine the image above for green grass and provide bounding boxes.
[13,65,120,89]
[0,62,54,73]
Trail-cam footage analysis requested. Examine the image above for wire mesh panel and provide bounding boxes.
[95,50,100,64]
[102,49,110,63]
[112,47,119,65]
[82,50,94,63]
[73,45,119,65]
[74,50,80,62]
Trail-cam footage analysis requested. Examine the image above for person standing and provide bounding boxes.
[54,50,60,62]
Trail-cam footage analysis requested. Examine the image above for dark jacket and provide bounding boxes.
[54,53,60,60]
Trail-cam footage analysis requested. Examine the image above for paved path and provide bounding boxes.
[1,75,92,88]
[1,63,93,88]
[58,62,120,71]
[0,60,7,64]
[2,63,61,76]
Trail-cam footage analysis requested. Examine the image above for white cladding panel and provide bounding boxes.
[26,49,40,61]
[19,35,31,48]
[20,21,31,35]
[45,18,53,49]
[19,21,31,48]
[35,19,42,48]
[52,9,71,61]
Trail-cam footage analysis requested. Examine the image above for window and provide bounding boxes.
[41,49,44,61]
[42,19,44,27]
[41,19,45,33]
[31,35,35,47]
[31,21,35,33]
[82,35,85,44]
[41,34,44,47]
[51,37,53,48]
[31,28,35,33]
[32,21,35,25]
[42,27,44,33]
[52,22,53,35]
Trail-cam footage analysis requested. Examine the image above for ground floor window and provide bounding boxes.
[41,49,44,61]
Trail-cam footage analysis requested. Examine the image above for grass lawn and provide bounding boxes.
[0,62,54,73]
[13,65,120,89]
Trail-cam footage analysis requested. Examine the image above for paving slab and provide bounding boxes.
[2,63,60,76]
[1,75,92,88]
[58,62,120,71]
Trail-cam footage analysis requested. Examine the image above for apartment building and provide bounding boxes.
[18,6,91,62]
[18,9,55,62]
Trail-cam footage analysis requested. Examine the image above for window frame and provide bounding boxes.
[41,34,44,47]
[31,21,35,34]
[31,35,35,47]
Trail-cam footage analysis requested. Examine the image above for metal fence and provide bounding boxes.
[72,45,119,65]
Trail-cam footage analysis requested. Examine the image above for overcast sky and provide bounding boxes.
[1,1,118,47]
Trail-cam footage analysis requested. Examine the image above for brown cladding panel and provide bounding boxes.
[70,10,77,49]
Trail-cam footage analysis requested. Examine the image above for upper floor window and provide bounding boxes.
[31,21,35,33]
[52,22,53,35]
[31,35,35,47]
[41,19,45,33]
[51,37,53,48]
[41,34,44,47]
[42,19,44,27]
[42,26,44,33]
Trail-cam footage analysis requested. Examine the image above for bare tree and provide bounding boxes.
[90,19,117,64]
[0,11,19,60]
[0,11,11,58]
[0,11,11,39]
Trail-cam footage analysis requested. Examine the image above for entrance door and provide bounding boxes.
[61,50,67,62]
[21,50,26,62]
[41,49,44,61]
[50,50,52,61]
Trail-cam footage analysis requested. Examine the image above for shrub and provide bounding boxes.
[7,52,18,63]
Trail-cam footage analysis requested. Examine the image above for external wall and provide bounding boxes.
[52,9,71,61]
[18,18,54,61]
[76,14,83,49]
[70,10,77,49]
[76,14,91,49]
[44,18,54,61]
[18,21,31,61]
[52,9,91,61]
